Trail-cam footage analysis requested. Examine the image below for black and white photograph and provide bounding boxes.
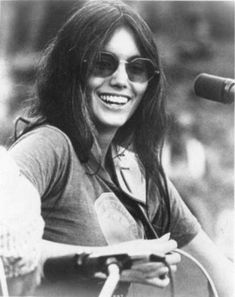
[0,1,234,297]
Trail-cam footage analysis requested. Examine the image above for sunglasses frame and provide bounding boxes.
[85,51,160,83]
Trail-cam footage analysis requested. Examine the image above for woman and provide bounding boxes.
[2,0,233,296]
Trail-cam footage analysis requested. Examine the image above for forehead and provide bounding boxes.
[104,26,141,58]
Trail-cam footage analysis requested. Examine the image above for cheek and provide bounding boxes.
[129,84,148,118]
[87,76,102,93]
[135,83,148,102]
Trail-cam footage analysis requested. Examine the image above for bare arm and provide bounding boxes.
[40,236,181,288]
[183,229,234,297]
[1,147,180,293]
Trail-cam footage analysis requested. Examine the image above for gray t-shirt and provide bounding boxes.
[9,125,201,248]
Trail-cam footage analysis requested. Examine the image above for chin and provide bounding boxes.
[95,116,128,131]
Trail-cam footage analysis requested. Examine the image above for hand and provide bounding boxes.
[96,234,181,288]
[120,251,180,288]
[96,232,175,255]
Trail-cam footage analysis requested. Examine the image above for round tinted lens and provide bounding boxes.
[127,59,155,82]
[93,53,117,77]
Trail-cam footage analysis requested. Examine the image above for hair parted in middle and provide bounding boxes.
[23,0,171,232]
[34,0,168,160]
[28,0,169,208]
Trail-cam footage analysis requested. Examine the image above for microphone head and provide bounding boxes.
[194,73,234,104]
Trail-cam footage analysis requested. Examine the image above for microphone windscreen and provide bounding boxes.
[194,73,225,102]
[43,255,80,281]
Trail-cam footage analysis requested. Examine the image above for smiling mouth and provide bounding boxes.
[99,94,130,106]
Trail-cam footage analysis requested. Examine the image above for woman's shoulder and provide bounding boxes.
[8,125,77,198]
[22,124,70,141]
[14,124,71,147]
[10,124,74,161]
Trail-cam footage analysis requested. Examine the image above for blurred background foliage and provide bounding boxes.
[0,0,234,261]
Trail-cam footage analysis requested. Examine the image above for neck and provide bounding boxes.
[96,128,117,166]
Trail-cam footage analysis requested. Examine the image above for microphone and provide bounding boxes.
[43,252,166,281]
[43,253,132,281]
[194,73,235,104]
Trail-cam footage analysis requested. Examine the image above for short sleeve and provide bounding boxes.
[0,146,44,278]
[167,179,201,247]
[8,125,71,199]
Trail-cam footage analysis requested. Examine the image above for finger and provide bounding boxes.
[157,233,170,242]
[145,276,170,288]
[131,259,178,276]
[131,263,173,279]
[121,268,172,289]
[165,252,181,265]
[144,266,169,279]
[158,264,177,279]
[132,262,164,271]
[121,269,170,288]
[158,264,178,283]
[121,269,145,283]
[169,264,177,273]
[146,239,178,255]
[140,263,177,278]
[121,267,168,282]
[158,239,178,253]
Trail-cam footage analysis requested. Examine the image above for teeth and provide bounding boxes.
[100,94,129,105]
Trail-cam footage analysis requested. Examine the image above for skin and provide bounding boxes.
[87,26,148,163]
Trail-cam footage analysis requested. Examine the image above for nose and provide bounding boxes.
[109,62,129,88]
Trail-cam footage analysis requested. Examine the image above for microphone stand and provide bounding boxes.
[98,258,121,297]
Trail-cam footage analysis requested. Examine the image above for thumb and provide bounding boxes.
[158,233,171,242]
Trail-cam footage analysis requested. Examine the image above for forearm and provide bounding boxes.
[40,239,109,276]
[40,237,181,288]
[41,239,94,260]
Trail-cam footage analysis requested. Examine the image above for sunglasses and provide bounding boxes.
[91,51,159,83]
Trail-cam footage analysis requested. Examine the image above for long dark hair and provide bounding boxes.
[22,0,170,229]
